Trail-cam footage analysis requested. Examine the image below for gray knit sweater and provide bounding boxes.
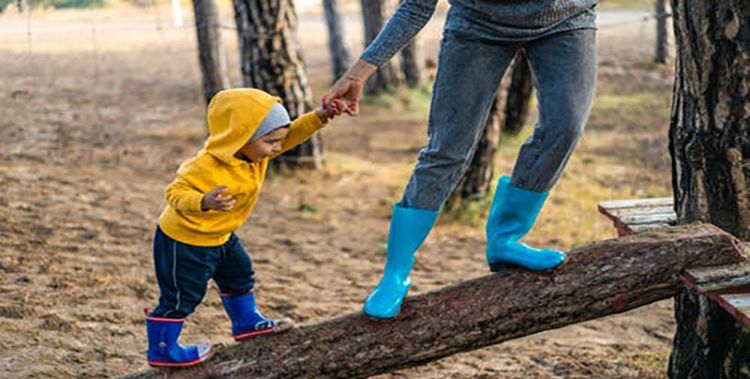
[361,0,598,67]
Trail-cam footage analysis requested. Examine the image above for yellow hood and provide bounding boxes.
[204,88,282,165]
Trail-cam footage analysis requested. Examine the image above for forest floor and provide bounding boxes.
[0,4,677,378]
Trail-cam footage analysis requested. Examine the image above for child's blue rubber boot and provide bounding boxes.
[485,176,566,272]
[220,290,293,341]
[364,204,438,319]
[146,313,211,368]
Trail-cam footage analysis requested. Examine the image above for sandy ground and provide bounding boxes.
[0,4,677,378]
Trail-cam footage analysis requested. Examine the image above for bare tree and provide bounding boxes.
[192,0,230,104]
[232,0,323,168]
[667,0,749,376]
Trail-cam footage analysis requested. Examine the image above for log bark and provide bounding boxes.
[323,0,351,81]
[360,0,400,94]
[193,0,230,104]
[668,1,750,377]
[122,223,748,379]
[233,0,323,168]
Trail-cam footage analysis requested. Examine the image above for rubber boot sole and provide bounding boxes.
[148,347,213,368]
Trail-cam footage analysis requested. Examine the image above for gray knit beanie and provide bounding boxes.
[251,103,291,141]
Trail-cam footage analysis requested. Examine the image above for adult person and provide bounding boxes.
[322,0,598,319]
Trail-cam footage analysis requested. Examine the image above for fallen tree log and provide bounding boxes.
[122,223,749,379]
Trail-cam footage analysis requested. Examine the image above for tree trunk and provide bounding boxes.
[361,0,400,94]
[323,0,352,81]
[399,0,424,89]
[400,39,424,88]
[667,0,750,377]
[193,0,230,105]
[445,87,502,210]
[654,0,670,64]
[233,0,323,168]
[122,224,748,379]
[503,50,533,135]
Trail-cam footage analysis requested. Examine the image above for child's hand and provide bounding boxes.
[201,186,235,211]
[316,99,345,122]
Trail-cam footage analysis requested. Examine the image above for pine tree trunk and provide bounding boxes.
[400,39,424,88]
[654,0,670,64]
[233,0,323,168]
[193,0,230,104]
[445,87,502,210]
[323,0,351,81]
[667,0,750,377]
[399,0,424,89]
[503,50,533,135]
[360,0,400,94]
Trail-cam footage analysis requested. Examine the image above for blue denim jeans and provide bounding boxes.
[150,227,255,318]
[398,28,597,211]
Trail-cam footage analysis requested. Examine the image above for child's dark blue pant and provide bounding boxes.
[149,226,254,319]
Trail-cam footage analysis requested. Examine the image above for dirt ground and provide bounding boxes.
[0,4,677,378]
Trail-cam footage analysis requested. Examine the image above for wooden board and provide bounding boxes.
[597,197,675,237]
[682,263,750,328]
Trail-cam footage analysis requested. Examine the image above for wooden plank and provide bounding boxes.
[685,263,750,293]
[682,262,750,328]
[598,197,673,211]
[597,197,676,237]
[630,223,673,233]
[619,212,677,226]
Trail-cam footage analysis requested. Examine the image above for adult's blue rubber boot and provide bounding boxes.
[146,313,211,368]
[221,290,293,341]
[364,204,438,319]
[485,176,566,272]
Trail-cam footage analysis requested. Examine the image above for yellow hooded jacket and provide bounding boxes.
[158,88,329,246]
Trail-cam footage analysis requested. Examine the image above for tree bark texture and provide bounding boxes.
[193,0,230,105]
[361,0,400,94]
[233,0,323,168]
[668,0,750,240]
[668,287,750,378]
[503,50,534,135]
[122,224,748,379]
[323,0,352,81]
[668,1,750,377]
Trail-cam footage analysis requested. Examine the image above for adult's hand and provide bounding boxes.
[321,59,378,116]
